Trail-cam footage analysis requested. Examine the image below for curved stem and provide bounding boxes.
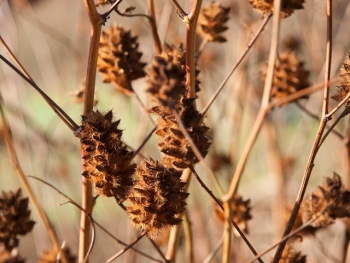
[272,0,333,261]
[80,1,103,262]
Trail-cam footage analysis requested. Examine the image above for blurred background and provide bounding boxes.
[1,0,350,262]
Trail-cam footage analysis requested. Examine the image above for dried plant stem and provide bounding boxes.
[326,91,350,118]
[295,101,343,139]
[169,0,187,19]
[183,210,194,263]
[222,201,232,263]
[268,77,340,109]
[222,3,281,262]
[246,216,318,263]
[80,1,103,262]
[203,233,224,263]
[106,233,146,263]
[201,14,271,115]
[190,167,263,263]
[186,0,202,98]
[147,0,162,54]
[264,119,286,240]
[0,93,69,263]
[272,1,333,261]
[165,168,191,262]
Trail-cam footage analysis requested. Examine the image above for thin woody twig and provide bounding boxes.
[81,1,103,262]
[201,14,271,115]
[272,0,333,261]
[0,92,70,263]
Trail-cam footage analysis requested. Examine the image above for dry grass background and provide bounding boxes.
[1,0,350,262]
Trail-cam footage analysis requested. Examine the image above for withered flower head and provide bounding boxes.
[332,53,350,109]
[126,159,189,239]
[198,1,230,43]
[79,110,135,202]
[147,44,187,107]
[0,189,35,250]
[0,247,25,263]
[39,247,76,263]
[301,173,350,228]
[153,97,211,169]
[97,24,146,95]
[262,52,309,105]
[249,0,305,18]
[214,195,252,236]
[270,244,306,263]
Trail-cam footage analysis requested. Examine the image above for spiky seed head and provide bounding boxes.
[214,195,252,236]
[198,1,230,43]
[97,24,146,95]
[249,0,305,18]
[0,189,35,250]
[262,52,309,105]
[270,244,306,263]
[332,53,350,110]
[301,173,350,228]
[79,110,135,202]
[126,159,189,239]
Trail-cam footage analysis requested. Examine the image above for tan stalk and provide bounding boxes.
[272,0,333,261]
[183,210,194,263]
[80,1,103,262]
[147,0,162,54]
[0,92,69,263]
[221,1,282,261]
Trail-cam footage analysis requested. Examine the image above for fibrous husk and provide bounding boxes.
[126,159,189,239]
[0,189,35,250]
[78,110,135,202]
[198,1,230,42]
[97,24,146,95]
[249,0,305,18]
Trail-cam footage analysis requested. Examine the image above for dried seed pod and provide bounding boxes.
[270,244,306,263]
[0,189,35,250]
[249,0,305,18]
[214,195,252,236]
[301,173,350,228]
[198,1,230,43]
[262,52,309,105]
[152,97,211,169]
[332,53,350,109]
[0,247,25,263]
[39,247,76,263]
[147,44,187,107]
[97,24,146,95]
[126,159,189,239]
[79,110,135,202]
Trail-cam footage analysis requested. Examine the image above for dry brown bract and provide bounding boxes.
[214,195,252,236]
[249,0,305,18]
[97,25,146,95]
[39,247,76,263]
[0,189,35,251]
[126,159,189,239]
[198,1,230,42]
[332,53,350,109]
[79,110,135,202]
[301,173,350,228]
[270,243,306,263]
[262,52,309,105]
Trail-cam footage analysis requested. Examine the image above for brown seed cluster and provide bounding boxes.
[0,189,35,251]
[249,0,305,18]
[39,247,76,263]
[126,159,189,239]
[301,173,350,228]
[147,44,210,169]
[262,52,309,105]
[79,110,135,202]
[270,244,306,263]
[332,53,350,109]
[97,24,146,95]
[214,195,252,235]
[198,1,230,43]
